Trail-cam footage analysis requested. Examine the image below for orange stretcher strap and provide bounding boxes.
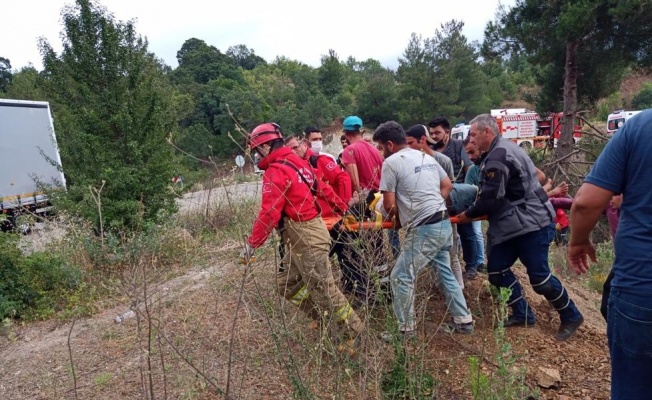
[323,215,487,231]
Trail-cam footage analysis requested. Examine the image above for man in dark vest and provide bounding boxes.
[456,114,583,341]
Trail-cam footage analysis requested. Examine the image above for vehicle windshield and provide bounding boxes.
[608,118,624,132]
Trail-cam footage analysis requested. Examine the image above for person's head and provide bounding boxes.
[342,115,363,138]
[247,122,284,158]
[303,126,323,153]
[405,124,437,151]
[468,114,499,152]
[463,134,481,162]
[372,121,406,158]
[340,134,349,149]
[284,135,308,159]
[427,117,451,149]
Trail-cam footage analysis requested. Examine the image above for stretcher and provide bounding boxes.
[323,215,486,231]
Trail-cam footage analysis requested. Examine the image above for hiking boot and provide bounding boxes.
[337,334,366,356]
[438,320,474,334]
[464,269,478,280]
[556,315,584,341]
[381,330,417,343]
[503,316,536,328]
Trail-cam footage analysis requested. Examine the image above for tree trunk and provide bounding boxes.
[555,40,579,160]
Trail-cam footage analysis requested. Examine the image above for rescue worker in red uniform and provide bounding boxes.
[241,123,364,342]
[284,135,352,217]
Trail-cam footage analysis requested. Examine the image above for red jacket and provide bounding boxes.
[247,147,343,248]
[304,149,351,218]
[555,208,569,229]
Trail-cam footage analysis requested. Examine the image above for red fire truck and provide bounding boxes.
[492,109,582,149]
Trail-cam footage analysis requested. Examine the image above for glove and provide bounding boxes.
[239,242,256,265]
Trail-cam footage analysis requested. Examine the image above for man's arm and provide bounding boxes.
[460,146,472,174]
[464,159,510,219]
[567,183,613,274]
[345,163,361,193]
[318,156,352,204]
[536,168,547,186]
[382,191,401,228]
[440,176,452,199]
[247,172,288,248]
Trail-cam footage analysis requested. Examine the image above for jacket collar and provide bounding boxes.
[257,146,294,170]
[487,135,501,153]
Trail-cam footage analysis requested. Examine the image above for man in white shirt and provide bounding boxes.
[374,121,474,339]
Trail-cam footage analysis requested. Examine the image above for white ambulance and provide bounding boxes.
[607,110,642,135]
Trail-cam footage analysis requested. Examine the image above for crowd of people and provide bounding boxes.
[240,110,652,399]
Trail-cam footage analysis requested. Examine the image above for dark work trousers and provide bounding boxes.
[487,224,582,323]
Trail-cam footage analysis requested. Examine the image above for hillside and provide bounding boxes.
[0,204,611,399]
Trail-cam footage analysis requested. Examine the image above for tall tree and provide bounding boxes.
[433,20,489,120]
[172,38,241,84]
[0,66,46,100]
[0,57,12,93]
[39,0,182,231]
[397,21,489,125]
[352,59,399,126]
[485,0,652,158]
[226,44,267,70]
[396,33,435,124]
[318,49,344,98]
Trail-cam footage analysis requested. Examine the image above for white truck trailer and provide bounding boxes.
[0,99,66,231]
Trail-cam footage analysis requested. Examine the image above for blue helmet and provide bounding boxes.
[343,115,363,131]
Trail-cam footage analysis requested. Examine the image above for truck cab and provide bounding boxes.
[607,110,642,135]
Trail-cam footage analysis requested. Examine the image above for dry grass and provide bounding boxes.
[0,178,616,400]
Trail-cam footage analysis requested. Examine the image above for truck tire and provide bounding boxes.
[0,218,13,233]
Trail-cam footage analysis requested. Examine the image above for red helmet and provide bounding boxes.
[247,122,283,150]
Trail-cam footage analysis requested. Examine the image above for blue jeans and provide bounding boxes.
[472,221,484,261]
[487,224,582,323]
[608,289,652,400]
[457,221,485,271]
[390,219,471,331]
[387,229,401,260]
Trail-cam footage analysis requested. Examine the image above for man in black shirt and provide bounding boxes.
[429,117,485,280]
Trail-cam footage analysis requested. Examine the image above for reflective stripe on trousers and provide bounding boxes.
[289,285,310,306]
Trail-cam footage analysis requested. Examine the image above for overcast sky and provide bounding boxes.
[2,0,515,72]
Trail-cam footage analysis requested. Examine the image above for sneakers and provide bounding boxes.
[556,315,584,341]
[464,269,478,280]
[438,320,474,334]
[502,316,536,327]
[381,329,417,343]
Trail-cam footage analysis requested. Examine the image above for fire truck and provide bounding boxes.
[491,109,583,149]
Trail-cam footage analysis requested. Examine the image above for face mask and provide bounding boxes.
[435,140,446,150]
[310,141,322,154]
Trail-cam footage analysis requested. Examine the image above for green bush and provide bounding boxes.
[41,0,183,233]
[0,233,82,319]
[632,83,652,110]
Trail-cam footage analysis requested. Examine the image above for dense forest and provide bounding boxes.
[1,0,651,230]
